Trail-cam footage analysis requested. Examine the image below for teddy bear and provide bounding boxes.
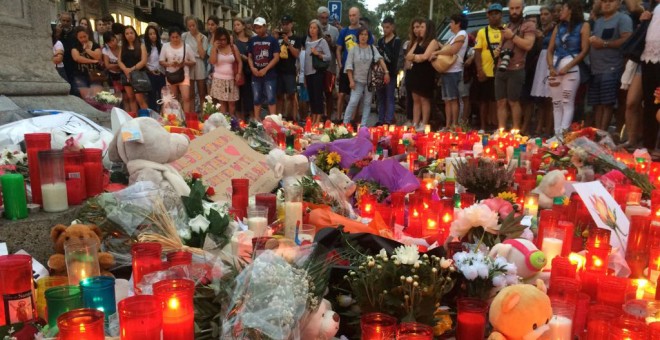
[108,117,191,197]
[325,168,357,219]
[47,224,115,277]
[531,170,567,209]
[300,298,340,340]
[489,238,547,281]
[266,148,309,188]
[202,113,231,134]
[488,281,553,340]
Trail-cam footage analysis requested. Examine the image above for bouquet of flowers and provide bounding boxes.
[450,199,525,249]
[320,125,352,142]
[452,250,518,300]
[315,149,342,174]
[344,245,455,331]
[454,158,514,200]
[235,121,276,154]
[93,91,122,105]
[0,148,28,178]
[202,95,222,120]
[355,180,390,204]
[347,157,372,177]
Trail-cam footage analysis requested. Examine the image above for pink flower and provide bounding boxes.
[482,198,514,219]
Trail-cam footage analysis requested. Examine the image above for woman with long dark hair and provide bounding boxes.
[405,18,439,130]
[546,0,590,136]
[118,25,149,113]
[209,27,242,118]
[233,18,254,120]
[144,25,165,111]
[641,0,660,154]
[101,32,123,101]
[71,26,103,98]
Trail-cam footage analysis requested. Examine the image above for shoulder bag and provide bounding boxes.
[367,45,386,91]
[130,69,152,93]
[621,20,649,64]
[431,45,458,73]
[231,44,245,86]
[166,43,186,84]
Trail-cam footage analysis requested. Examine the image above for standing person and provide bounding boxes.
[52,36,67,81]
[144,25,165,112]
[434,14,467,129]
[276,15,303,121]
[205,16,220,80]
[209,28,242,118]
[404,18,439,130]
[159,26,197,113]
[531,5,556,136]
[101,32,123,97]
[589,0,633,131]
[546,0,590,135]
[93,18,106,46]
[343,27,390,127]
[118,26,149,113]
[494,0,537,131]
[247,17,280,121]
[71,26,102,99]
[54,13,77,95]
[304,20,332,126]
[376,16,401,125]
[298,44,310,122]
[336,7,373,123]
[182,16,209,113]
[234,18,254,120]
[475,5,504,131]
[641,1,660,154]
[78,17,95,43]
[317,6,340,121]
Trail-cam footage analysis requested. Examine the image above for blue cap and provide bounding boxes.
[488,3,503,12]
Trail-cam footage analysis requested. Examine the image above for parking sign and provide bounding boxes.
[328,0,342,23]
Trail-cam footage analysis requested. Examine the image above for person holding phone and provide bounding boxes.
[588,0,633,130]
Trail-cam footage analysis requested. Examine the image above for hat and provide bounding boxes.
[488,3,503,12]
[253,17,266,26]
[523,6,541,17]
[281,15,293,23]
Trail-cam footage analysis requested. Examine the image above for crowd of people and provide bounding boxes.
[50,0,660,154]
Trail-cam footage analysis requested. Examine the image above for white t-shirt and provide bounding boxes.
[147,46,161,72]
[447,30,468,73]
[298,49,305,84]
[53,41,64,68]
[159,42,196,77]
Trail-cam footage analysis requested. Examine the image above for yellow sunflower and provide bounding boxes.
[327,152,341,166]
[497,191,518,204]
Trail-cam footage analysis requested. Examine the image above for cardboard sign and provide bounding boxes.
[171,127,278,200]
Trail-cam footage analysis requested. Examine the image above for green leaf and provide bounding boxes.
[499,211,527,239]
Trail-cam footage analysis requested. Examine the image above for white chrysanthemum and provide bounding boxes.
[337,126,349,135]
[393,245,420,265]
[493,256,509,268]
[475,263,489,279]
[320,134,331,143]
[505,263,517,275]
[462,264,479,280]
[379,248,388,259]
[189,215,210,233]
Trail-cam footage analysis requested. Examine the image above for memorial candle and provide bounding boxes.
[57,308,105,340]
[118,295,162,340]
[131,242,162,293]
[0,173,28,220]
[80,276,116,321]
[360,312,397,340]
[0,255,36,326]
[456,298,488,340]
[154,279,195,340]
[24,133,51,205]
[524,193,539,218]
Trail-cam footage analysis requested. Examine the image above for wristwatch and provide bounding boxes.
[603,40,609,48]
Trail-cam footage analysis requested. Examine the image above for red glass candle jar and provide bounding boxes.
[82,148,104,197]
[64,151,87,205]
[0,255,35,326]
[649,322,660,340]
[581,270,604,301]
[153,279,195,340]
[255,193,277,225]
[118,295,162,340]
[57,308,105,340]
[586,244,611,273]
[360,312,397,340]
[614,185,630,206]
[231,178,249,220]
[391,192,406,226]
[537,210,558,249]
[587,227,611,248]
[24,133,51,205]
[444,180,455,197]
[131,242,162,294]
[609,316,648,340]
[456,298,488,340]
[627,215,651,278]
[460,192,476,208]
[585,304,622,340]
[558,221,574,256]
[396,322,433,340]
[573,293,590,339]
[167,251,192,268]
[596,275,628,307]
[549,277,580,302]
[407,205,423,238]
[649,246,660,283]
[360,194,376,219]
[551,256,577,280]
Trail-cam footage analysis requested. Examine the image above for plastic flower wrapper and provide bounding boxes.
[220,250,311,340]
[453,250,518,300]
[353,159,420,193]
[303,127,373,169]
[309,162,356,218]
[238,121,276,154]
[159,87,184,126]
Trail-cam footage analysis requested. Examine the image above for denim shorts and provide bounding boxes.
[441,71,463,100]
[277,73,297,95]
[251,76,277,105]
[72,74,102,89]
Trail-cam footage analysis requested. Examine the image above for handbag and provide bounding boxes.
[432,43,458,73]
[129,69,152,93]
[231,44,245,86]
[622,20,649,64]
[367,46,386,91]
[88,68,106,83]
[166,43,186,84]
[312,40,329,71]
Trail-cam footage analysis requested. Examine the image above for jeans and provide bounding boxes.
[147,72,166,112]
[550,57,580,135]
[376,79,396,124]
[251,76,277,106]
[343,81,373,126]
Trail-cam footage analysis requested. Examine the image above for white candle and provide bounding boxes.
[541,237,564,270]
[445,157,456,179]
[283,202,302,240]
[41,182,68,212]
[473,143,483,157]
[506,146,514,163]
[625,205,651,221]
[547,315,572,340]
[247,216,268,237]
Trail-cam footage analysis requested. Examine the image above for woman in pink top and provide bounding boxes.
[209,27,242,118]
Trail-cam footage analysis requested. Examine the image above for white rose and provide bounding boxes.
[462,265,479,280]
[189,215,210,233]
[337,126,348,135]
[476,263,489,279]
[320,134,331,143]
[178,228,192,240]
[440,258,453,269]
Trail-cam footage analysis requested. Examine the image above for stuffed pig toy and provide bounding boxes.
[300,299,340,340]
[531,170,566,209]
[266,148,309,188]
[108,117,191,196]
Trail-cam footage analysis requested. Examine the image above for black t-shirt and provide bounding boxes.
[277,33,303,75]
[72,42,101,76]
[377,35,401,76]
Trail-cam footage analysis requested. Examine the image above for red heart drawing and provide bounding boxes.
[224,145,240,156]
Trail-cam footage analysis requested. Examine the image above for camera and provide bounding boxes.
[498,49,513,71]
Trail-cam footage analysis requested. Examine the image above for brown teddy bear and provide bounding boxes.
[47,224,115,277]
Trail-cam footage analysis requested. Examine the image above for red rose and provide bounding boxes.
[192,172,202,180]
[206,187,216,196]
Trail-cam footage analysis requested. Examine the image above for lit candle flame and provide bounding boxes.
[427,219,437,230]
[568,253,586,271]
[168,297,180,310]
[442,213,452,223]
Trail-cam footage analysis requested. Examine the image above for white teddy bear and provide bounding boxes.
[531,170,567,209]
[300,299,340,340]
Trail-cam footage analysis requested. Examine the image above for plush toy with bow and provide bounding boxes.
[531,170,567,209]
[265,148,309,188]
